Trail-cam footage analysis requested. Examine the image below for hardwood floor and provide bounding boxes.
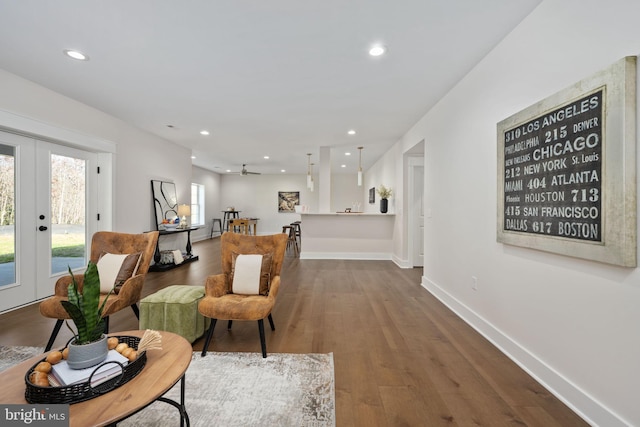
[0,238,588,426]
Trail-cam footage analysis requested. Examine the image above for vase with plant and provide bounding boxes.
[377,185,393,213]
[61,261,112,369]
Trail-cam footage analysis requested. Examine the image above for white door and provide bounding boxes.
[0,133,36,310]
[408,157,424,267]
[0,131,97,312]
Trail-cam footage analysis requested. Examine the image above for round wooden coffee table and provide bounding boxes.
[0,330,192,427]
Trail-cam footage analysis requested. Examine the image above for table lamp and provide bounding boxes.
[178,204,191,229]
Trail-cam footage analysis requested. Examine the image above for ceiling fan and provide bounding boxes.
[233,164,261,176]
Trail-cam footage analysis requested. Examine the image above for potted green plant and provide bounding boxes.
[377,185,393,213]
[61,261,112,369]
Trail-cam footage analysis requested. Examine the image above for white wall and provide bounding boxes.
[378,0,640,425]
[220,174,313,234]
[331,173,364,212]
[364,144,406,265]
[122,129,192,234]
[363,150,398,213]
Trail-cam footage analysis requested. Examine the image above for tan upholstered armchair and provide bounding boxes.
[198,232,287,358]
[39,231,159,351]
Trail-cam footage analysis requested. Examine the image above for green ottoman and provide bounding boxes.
[139,285,209,343]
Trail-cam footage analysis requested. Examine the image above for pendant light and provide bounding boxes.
[309,163,315,192]
[357,146,363,186]
[307,153,312,189]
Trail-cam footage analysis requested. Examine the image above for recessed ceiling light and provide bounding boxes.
[191,156,196,159]
[264,155,270,159]
[369,45,386,57]
[345,152,351,156]
[226,169,231,173]
[341,164,346,168]
[63,49,89,61]
[200,130,210,135]
[281,169,286,173]
[348,130,356,135]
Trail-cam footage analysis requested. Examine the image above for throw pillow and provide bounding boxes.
[97,252,142,294]
[229,252,272,295]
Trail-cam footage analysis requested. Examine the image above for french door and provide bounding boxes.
[0,131,97,312]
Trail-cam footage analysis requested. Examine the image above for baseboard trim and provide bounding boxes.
[299,251,392,260]
[391,254,412,268]
[421,276,629,427]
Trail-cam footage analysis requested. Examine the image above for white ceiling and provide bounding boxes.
[0,0,540,175]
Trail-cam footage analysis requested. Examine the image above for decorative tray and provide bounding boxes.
[24,335,146,404]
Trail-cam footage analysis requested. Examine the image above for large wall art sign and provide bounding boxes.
[497,57,637,267]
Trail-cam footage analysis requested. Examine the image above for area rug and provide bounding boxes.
[0,347,335,427]
[0,345,42,373]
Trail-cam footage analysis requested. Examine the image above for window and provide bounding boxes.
[191,183,205,226]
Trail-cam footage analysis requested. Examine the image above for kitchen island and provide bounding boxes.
[300,212,395,260]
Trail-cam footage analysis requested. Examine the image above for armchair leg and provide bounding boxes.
[267,313,275,331]
[103,316,110,334]
[258,319,267,358]
[130,303,140,319]
[44,319,64,352]
[201,318,218,357]
[227,320,233,330]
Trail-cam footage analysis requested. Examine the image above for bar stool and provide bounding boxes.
[210,218,223,238]
[222,210,241,232]
[282,225,298,256]
[290,221,301,246]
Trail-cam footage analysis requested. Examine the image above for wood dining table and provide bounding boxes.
[228,218,258,235]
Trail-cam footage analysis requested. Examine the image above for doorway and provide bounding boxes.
[0,131,97,312]
[408,156,424,267]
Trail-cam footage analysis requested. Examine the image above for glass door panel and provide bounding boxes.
[0,132,37,312]
[35,142,96,301]
[0,145,16,286]
[50,154,86,275]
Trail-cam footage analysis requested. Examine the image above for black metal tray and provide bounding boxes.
[25,335,146,404]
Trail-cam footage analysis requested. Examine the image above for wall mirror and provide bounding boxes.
[151,180,178,230]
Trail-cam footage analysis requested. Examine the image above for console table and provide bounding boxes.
[149,226,200,272]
